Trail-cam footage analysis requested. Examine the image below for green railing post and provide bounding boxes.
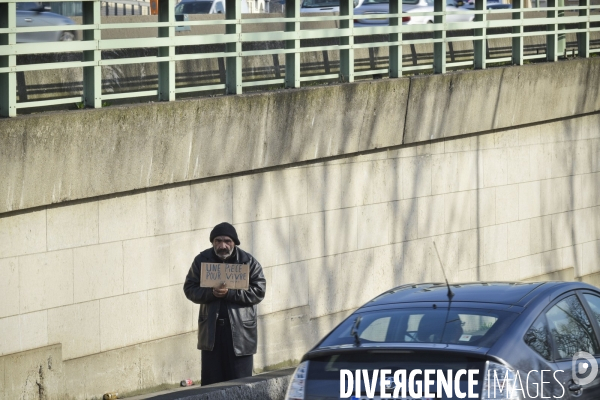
[578,0,589,58]
[285,0,300,88]
[546,0,558,61]
[339,0,354,82]
[557,0,565,57]
[0,2,17,117]
[474,0,486,69]
[389,0,402,77]
[433,0,446,74]
[83,1,102,108]
[158,0,175,100]
[226,0,242,93]
[512,0,523,65]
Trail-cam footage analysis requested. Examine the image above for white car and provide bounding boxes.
[354,0,473,27]
[16,2,77,43]
[300,0,365,14]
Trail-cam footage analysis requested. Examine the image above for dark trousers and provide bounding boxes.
[201,318,253,386]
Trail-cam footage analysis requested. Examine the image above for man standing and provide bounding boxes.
[183,222,266,385]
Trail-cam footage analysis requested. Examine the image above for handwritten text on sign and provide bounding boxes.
[200,263,250,290]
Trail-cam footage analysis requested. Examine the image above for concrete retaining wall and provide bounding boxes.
[3,58,600,214]
[0,58,600,399]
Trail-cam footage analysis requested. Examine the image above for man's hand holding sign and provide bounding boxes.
[200,262,250,296]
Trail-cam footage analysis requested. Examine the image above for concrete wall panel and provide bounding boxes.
[495,184,519,224]
[19,250,73,314]
[519,181,541,220]
[123,236,170,294]
[47,201,98,251]
[146,186,191,236]
[47,301,100,360]
[357,203,389,250]
[444,191,472,233]
[583,240,600,277]
[258,266,273,316]
[169,229,208,286]
[507,146,531,185]
[306,165,342,213]
[0,316,20,356]
[2,344,64,400]
[99,292,148,351]
[341,161,374,208]
[325,208,358,256]
[403,59,600,144]
[483,224,508,265]
[19,311,48,354]
[307,255,340,319]
[389,199,418,243]
[191,178,234,230]
[290,213,325,263]
[401,156,432,199]
[270,168,308,219]
[73,242,124,303]
[418,195,445,238]
[147,285,192,339]
[251,218,290,268]
[581,173,600,208]
[432,153,459,195]
[0,258,19,319]
[457,229,479,272]
[507,220,531,260]
[233,173,272,224]
[99,192,147,243]
[0,210,46,259]
[271,262,309,313]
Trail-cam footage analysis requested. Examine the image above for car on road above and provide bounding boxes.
[300,0,365,14]
[353,0,473,26]
[16,2,77,43]
[285,281,600,399]
[462,0,512,9]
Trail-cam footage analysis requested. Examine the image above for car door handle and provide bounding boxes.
[24,18,33,22]
[569,383,583,392]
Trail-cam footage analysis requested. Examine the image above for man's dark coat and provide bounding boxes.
[183,247,266,356]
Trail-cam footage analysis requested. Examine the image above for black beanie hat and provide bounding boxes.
[209,222,240,245]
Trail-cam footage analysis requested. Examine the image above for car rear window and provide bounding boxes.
[318,307,518,348]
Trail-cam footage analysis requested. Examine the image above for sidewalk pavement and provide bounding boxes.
[125,367,295,400]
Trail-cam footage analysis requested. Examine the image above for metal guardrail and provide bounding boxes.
[0,0,599,117]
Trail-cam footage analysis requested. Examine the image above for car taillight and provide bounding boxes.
[285,361,309,400]
[402,16,410,22]
[480,361,521,399]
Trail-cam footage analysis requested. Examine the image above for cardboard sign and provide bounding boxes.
[200,263,250,290]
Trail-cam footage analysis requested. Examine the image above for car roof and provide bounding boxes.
[361,281,596,309]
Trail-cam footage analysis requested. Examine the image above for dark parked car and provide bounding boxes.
[285,281,600,399]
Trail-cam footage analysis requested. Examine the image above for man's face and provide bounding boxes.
[213,236,235,259]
